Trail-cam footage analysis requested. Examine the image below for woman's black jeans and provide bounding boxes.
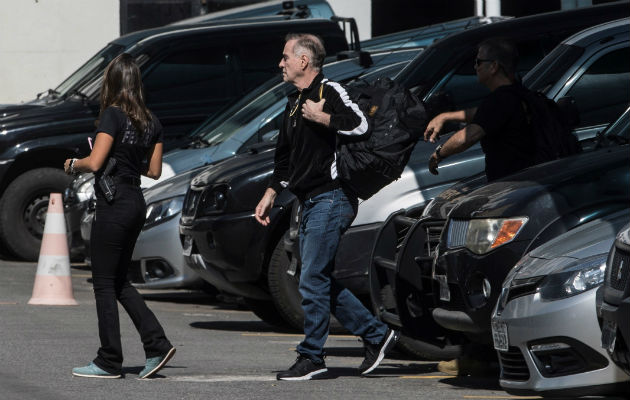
[90,183,172,374]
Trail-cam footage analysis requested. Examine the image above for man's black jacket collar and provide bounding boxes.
[288,72,325,100]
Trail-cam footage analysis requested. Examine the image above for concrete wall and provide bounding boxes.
[328,0,372,40]
[0,0,119,103]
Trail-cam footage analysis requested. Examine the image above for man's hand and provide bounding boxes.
[428,152,440,175]
[424,114,446,143]
[255,188,277,226]
[302,98,330,127]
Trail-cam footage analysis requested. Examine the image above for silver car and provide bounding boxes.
[492,210,630,397]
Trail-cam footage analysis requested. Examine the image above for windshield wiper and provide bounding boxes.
[188,136,212,148]
[67,89,90,102]
[36,88,61,99]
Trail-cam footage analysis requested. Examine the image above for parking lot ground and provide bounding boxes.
[0,260,621,400]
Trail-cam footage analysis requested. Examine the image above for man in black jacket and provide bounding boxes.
[255,33,399,381]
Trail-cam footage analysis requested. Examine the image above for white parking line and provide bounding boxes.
[168,375,276,383]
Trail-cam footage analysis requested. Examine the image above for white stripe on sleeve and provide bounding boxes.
[325,81,368,136]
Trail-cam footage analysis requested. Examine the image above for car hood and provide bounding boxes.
[448,145,628,219]
[0,102,45,117]
[422,172,488,219]
[191,144,275,188]
[511,210,628,280]
[141,146,218,188]
[143,165,208,204]
[0,98,93,130]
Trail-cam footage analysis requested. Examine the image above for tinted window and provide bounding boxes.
[565,47,630,128]
[142,47,232,105]
[436,38,549,110]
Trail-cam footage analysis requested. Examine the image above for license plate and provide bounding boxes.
[435,274,450,301]
[601,319,617,353]
[182,236,193,257]
[492,319,509,352]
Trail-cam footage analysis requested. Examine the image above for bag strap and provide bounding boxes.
[319,83,324,101]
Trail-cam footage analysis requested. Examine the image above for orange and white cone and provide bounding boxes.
[28,193,78,306]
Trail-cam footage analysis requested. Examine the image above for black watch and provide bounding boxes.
[435,144,443,161]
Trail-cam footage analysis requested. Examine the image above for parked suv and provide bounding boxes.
[0,17,349,261]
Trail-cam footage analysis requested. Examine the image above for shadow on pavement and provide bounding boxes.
[189,320,298,334]
[439,375,502,390]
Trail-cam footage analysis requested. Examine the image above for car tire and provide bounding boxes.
[0,168,73,261]
[268,237,304,331]
[244,297,289,329]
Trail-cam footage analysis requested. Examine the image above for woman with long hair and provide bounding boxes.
[65,53,175,379]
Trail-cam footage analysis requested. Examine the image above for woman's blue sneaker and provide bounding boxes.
[72,362,121,379]
[138,347,176,379]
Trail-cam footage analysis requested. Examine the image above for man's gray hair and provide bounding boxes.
[285,33,326,71]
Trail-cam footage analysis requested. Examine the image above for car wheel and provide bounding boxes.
[0,168,73,261]
[268,237,304,331]
[244,297,289,329]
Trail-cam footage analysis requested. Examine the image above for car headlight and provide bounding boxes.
[76,177,95,202]
[448,217,528,254]
[199,184,229,216]
[144,196,184,229]
[539,254,607,301]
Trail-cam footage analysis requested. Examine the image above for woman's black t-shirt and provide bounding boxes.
[95,106,163,180]
[472,84,536,181]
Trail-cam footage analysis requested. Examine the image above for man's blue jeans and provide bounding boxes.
[296,188,388,363]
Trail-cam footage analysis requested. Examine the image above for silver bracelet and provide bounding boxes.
[70,158,77,174]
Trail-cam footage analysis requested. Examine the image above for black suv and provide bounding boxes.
[0,17,348,261]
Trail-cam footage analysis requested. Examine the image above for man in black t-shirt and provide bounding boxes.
[424,37,535,181]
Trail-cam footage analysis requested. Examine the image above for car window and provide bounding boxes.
[564,47,630,128]
[142,47,233,105]
[436,38,549,110]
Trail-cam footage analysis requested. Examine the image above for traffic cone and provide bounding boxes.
[28,193,78,305]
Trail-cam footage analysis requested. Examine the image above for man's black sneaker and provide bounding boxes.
[276,355,328,381]
[359,329,401,375]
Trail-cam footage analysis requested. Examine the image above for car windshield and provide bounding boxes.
[55,44,125,98]
[523,44,584,94]
[189,76,286,146]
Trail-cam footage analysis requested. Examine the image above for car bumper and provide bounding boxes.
[179,208,283,297]
[432,241,530,340]
[130,214,204,289]
[183,252,270,300]
[600,297,630,364]
[493,288,629,396]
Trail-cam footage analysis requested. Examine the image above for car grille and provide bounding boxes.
[447,219,469,248]
[506,276,544,303]
[182,187,203,218]
[423,219,446,257]
[498,346,530,381]
[607,246,630,291]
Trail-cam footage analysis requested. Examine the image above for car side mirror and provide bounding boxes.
[556,96,580,129]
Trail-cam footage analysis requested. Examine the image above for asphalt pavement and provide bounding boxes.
[1,260,619,400]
